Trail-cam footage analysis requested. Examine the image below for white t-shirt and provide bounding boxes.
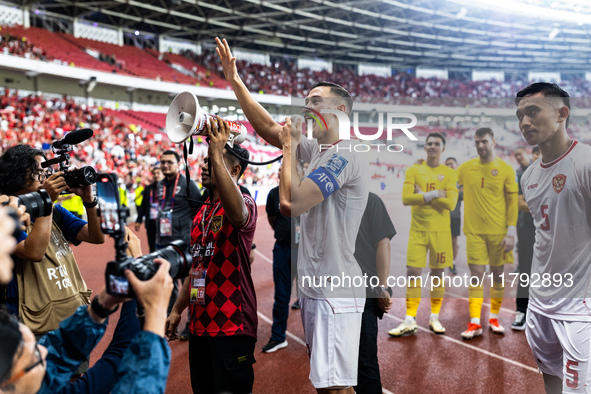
[297,137,369,312]
[521,140,591,321]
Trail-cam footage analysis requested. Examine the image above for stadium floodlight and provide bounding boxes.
[447,0,591,25]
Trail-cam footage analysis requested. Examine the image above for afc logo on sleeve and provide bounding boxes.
[313,172,335,194]
[324,154,348,177]
[308,167,340,198]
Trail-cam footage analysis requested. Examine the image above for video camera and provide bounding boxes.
[95,173,191,298]
[41,128,97,189]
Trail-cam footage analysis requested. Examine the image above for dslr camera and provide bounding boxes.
[95,173,191,298]
[41,128,97,189]
[1,189,53,219]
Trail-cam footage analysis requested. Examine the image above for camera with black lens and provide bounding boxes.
[41,128,97,189]
[1,189,53,220]
[17,189,53,219]
[1,189,53,237]
[95,173,191,298]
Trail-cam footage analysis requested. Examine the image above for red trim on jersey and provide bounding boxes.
[540,140,578,168]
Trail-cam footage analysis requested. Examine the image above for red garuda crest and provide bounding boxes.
[491,169,498,176]
[552,174,566,193]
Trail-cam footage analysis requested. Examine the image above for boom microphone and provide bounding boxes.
[63,128,94,145]
[52,128,94,150]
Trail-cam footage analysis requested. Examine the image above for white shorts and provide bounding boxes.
[300,298,363,389]
[526,310,591,393]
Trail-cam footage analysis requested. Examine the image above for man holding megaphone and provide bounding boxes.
[165,116,258,394]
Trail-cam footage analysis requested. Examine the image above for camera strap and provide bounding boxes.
[183,138,194,198]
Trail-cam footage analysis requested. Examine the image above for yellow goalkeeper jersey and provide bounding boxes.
[457,157,518,235]
[402,163,458,232]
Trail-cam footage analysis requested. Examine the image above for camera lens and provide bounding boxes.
[63,166,97,188]
[17,189,53,219]
[131,240,191,281]
[154,240,192,279]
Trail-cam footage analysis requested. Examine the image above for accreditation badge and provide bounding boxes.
[159,210,172,236]
[190,263,207,305]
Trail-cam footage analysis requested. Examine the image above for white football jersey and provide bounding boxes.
[521,141,591,321]
[297,137,369,312]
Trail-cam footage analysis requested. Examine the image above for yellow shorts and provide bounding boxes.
[407,230,453,269]
[466,233,514,267]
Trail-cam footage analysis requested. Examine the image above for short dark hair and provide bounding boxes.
[0,310,23,386]
[445,157,457,164]
[224,144,249,179]
[515,82,571,128]
[475,127,494,139]
[311,81,353,116]
[160,150,180,162]
[426,132,446,146]
[0,145,46,195]
[532,146,541,155]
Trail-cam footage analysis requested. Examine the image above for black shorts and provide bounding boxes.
[189,334,256,394]
[450,218,461,237]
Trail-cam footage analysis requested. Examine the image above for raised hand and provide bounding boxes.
[215,37,239,83]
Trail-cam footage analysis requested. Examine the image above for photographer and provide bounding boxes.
[165,117,258,394]
[0,145,104,344]
[0,257,173,394]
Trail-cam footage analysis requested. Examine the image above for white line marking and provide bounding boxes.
[255,249,273,264]
[257,311,307,347]
[445,291,516,314]
[383,313,539,373]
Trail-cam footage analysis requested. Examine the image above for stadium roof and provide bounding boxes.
[5,0,591,72]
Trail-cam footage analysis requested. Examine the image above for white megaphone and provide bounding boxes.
[166,91,247,147]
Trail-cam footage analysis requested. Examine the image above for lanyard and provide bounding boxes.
[200,199,221,248]
[161,174,180,212]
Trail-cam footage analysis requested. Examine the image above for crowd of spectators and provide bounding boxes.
[0,89,280,198]
[4,27,591,105]
[180,48,591,104]
[0,31,49,61]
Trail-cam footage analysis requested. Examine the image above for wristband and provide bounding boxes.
[83,196,99,209]
[423,190,439,203]
[91,296,119,319]
[507,226,517,238]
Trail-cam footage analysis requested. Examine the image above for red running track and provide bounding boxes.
[75,193,544,393]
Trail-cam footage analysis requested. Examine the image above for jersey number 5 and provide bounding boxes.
[566,359,579,389]
[540,205,550,230]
